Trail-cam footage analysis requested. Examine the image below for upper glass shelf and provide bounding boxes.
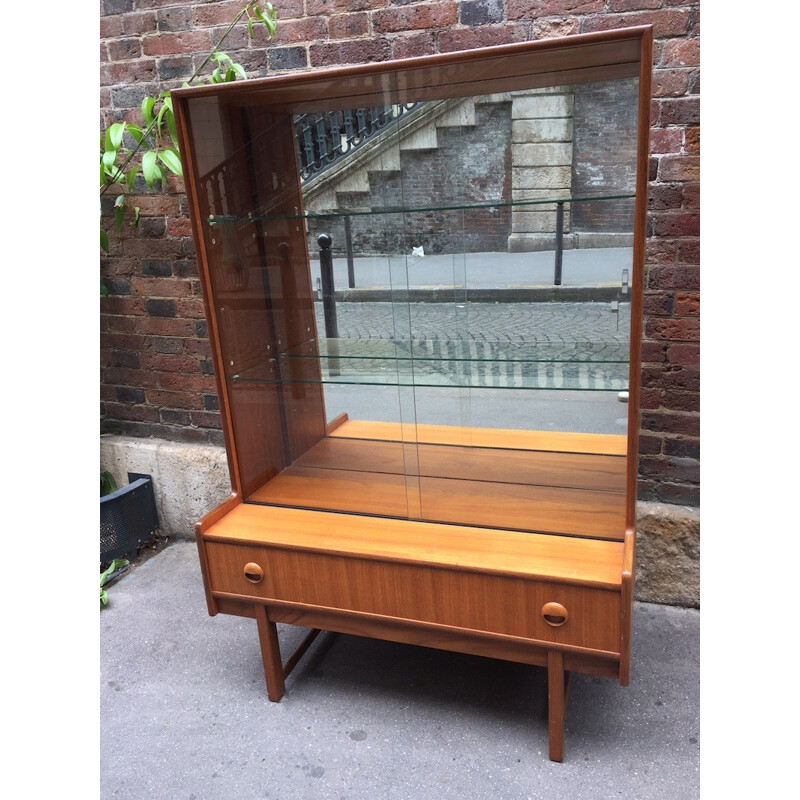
[206,193,636,225]
[230,338,629,392]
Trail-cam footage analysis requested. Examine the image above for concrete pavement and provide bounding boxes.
[100,542,699,799]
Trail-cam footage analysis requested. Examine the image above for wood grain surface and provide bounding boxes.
[202,503,624,587]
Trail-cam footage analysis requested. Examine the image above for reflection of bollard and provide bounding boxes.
[553,201,564,286]
[344,215,355,289]
[318,233,340,377]
[318,233,339,339]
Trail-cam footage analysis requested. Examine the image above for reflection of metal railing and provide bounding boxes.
[295,104,420,182]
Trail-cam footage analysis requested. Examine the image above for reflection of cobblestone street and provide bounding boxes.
[315,301,630,346]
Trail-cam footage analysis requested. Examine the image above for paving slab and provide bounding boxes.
[100,542,699,800]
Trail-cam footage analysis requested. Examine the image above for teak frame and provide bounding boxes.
[174,25,653,763]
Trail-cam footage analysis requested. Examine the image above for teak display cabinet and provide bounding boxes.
[174,25,653,763]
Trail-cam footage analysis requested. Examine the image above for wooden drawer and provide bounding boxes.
[205,540,621,655]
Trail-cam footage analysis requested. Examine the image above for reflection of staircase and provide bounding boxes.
[302,97,490,212]
[301,89,635,254]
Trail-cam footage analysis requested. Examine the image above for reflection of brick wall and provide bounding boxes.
[571,79,638,234]
[306,101,512,256]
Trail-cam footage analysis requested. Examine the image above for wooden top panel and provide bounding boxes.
[330,420,628,456]
[203,503,624,589]
[174,28,648,110]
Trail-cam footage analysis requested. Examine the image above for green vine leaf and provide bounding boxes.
[100,230,109,253]
[158,148,183,177]
[141,96,156,126]
[141,150,158,188]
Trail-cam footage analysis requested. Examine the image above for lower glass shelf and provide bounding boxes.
[231,338,630,391]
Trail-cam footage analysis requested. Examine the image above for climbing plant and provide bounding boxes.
[100,2,278,292]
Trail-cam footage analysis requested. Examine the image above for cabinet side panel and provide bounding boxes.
[243,105,327,462]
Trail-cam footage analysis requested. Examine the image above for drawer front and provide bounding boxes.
[205,541,621,654]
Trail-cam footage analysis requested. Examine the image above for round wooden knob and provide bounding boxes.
[541,602,568,627]
[243,562,264,584]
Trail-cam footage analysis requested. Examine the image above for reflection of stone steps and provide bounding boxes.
[303,97,485,212]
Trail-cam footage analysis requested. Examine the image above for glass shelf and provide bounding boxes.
[206,193,636,225]
[231,338,629,391]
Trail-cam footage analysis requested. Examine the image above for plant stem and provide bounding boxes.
[100,0,259,197]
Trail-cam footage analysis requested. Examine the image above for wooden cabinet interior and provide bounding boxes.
[174,25,653,763]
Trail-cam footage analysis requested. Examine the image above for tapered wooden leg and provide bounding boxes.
[547,650,566,762]
[255,604,285,702]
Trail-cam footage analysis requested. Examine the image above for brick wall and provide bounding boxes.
[100,0,701,505]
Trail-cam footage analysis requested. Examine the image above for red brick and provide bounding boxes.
[580,9,691,38]
[662,37,700,67]
[652,69,690,98]
[183,338,212,357]
[685,126,699,153]
[132,195,181,216]
[507,0,602,19]
[646,238,680,264]
[123,238,184,258]
[175,298,207,319]
[640,388,662,410]
[130,277,193,297]
[641,341,668,363]
[648,264,699,293]
[641,410,699,437]
[122,11,158,36]
[101,367,159,388]
[271,16,328,45]
[652,212,699,237]
[648,183,683,210]
[190,411,223,429]
[136,318,197,337]
[307,0,385,13]
[102,333,148,353]
[100,16,124,38]
[609,0,661,9]
[167,218,194,237]
[438,23,529,53]
[530,17,580,39]
[650,128,683,155]
[192,0,245,27]
[145,390,204,410]
[661,390,699,413]
[156,373,217,393]
[663,437,700,460]
[659,155,699,182]
[142,31,211,57]
[140,352,199,373]
[660,366,700,392]
[643,291,674,316]
[103,402,161,423]
[310,38,392,66]
[677,240,700,263]
[639,455,699,483]
[645,317,700,342]
[682,183,699,210]
[638,434,663,455]
[659,97,699,126]
[674,292,699,316]
[329,13,369,39]
[373,4,458,35]
[101,60,158,85]
[101,296,145,316]
[668,343,700,366]
[391,32,436,59]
